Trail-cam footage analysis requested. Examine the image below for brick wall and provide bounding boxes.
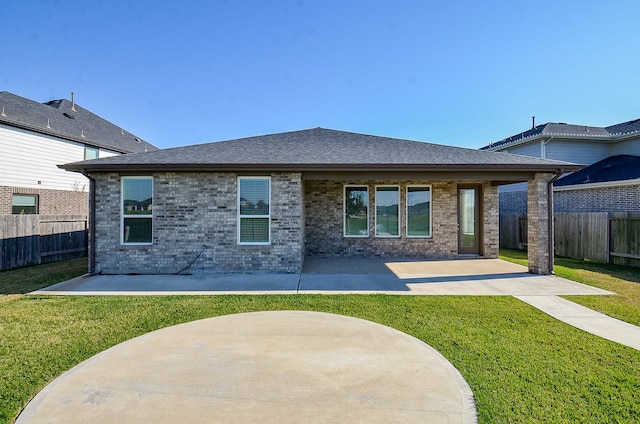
[93,172,303,274]
[92,173,500,274]
[499,190,527,214]
[500,185,640,215]
[555,185,640,212]
[304,179,499,259]
[527,173,553,274]
[482,182,500,258]
[0,185,88,215]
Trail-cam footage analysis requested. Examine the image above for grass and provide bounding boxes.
[0,258,87,295]
[0,258,639,423]
[500,248,640,326]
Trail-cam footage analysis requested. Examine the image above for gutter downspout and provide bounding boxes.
[81,169,96,274]
[547,167,564,274]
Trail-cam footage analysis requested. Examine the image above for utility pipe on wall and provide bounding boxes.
[80,169,96,274]
[547,168,564,274]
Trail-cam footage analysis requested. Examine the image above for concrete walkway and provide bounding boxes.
[516,295,640,350]
[16,311,477,424]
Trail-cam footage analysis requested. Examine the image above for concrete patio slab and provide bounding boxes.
[16,311,477,424]
[32,259,614,296]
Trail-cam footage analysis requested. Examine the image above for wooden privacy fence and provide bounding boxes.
[500,212,640,267]
[0,215,87,271]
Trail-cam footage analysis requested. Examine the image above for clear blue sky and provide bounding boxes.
[2,1,639,149]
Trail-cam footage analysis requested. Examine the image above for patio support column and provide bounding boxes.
[527,172,554,274]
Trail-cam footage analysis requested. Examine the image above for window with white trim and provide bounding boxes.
[344,185,369,237]
[238,177,270,244]
[375,186,400,237]
[121,177,153,244]
[406,185,431,237]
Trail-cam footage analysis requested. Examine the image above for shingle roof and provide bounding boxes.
[555,155,640,186]
[480,118,640,151]
[605,118,640,136]
[62,127,581,173]
[0,91,157,153]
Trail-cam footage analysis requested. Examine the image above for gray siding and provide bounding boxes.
[545,140,610,165]
[505,142,541,157]
[612,137,640,156]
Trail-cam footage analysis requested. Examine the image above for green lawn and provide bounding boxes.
[500,248,640,326]
[0,258,639,423]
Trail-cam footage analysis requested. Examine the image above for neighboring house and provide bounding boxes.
[480,118,640,214]
[554,155,640,212]
[0,91,157,215]
[61,128,580,275]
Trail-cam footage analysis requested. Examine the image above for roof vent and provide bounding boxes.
[532,115,535,129]
[81,130,85,138]
[0,107,5,117]
[135,138,141,143]
[71,92,76,112]
[46,118,51,128]
[63,112,75,119]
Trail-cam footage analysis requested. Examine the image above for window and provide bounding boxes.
[121,177,153,244]
[238,177,270,244]
[344,186,369,237]
[375,186,399,237]
[84,146,99,160]
[12,194,38,214]
[406,186,431,237]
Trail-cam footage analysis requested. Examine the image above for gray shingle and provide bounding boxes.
[0,91,157,153]
[555,155,640,186]
[62,127,580,173]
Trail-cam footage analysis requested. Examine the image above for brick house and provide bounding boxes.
[0,91,156,215]
[61,128,580,275]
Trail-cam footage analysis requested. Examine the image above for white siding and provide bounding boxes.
[612,137,640,156]
[99,149,118,158]
[545,140,610,165]
[0,124,112,191]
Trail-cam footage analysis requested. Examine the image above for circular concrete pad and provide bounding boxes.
[18,311,476,423]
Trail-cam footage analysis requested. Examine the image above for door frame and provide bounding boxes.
[457,185,482,255]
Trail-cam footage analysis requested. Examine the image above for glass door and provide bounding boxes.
[458,187,480,254]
